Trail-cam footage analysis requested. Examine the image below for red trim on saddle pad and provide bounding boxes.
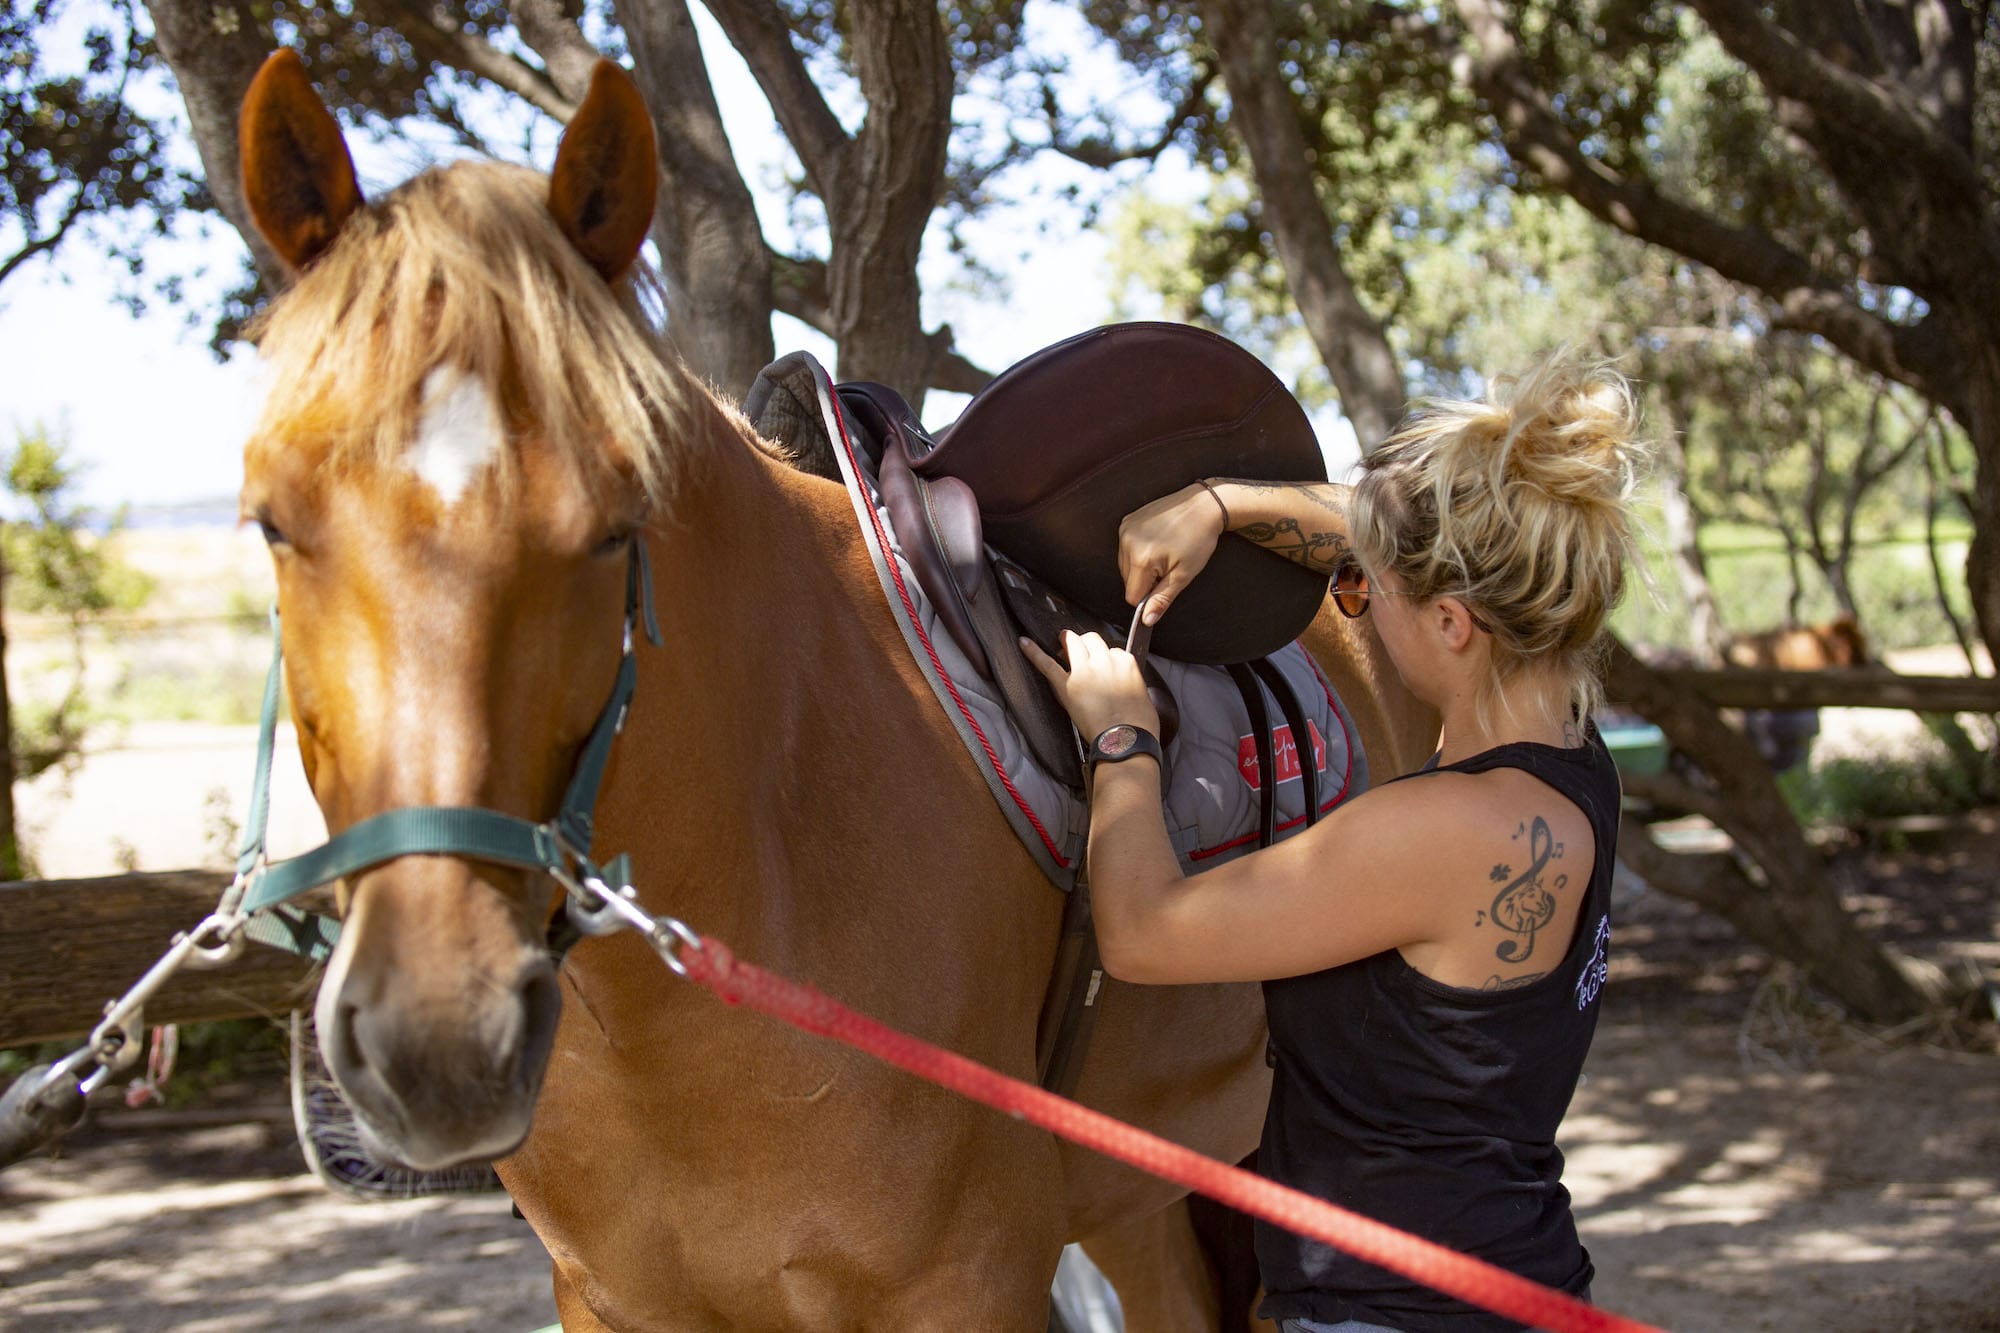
[824,388,1073,869]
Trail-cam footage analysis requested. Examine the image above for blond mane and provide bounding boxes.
[248,160,706,504]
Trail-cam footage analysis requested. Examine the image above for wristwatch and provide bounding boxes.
[1087,723,1163,777]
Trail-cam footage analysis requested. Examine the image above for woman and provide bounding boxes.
[1022,349,1644,1332]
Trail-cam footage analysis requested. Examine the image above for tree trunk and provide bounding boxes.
[1200,0,1406,450]
[1604,637,1935,1022]
[141,0,289,293]
[1953,326,2000,667]
[0,554,18,881]
[614,0,776,402]
[819,0,953,405]
[1653,391,1727,662]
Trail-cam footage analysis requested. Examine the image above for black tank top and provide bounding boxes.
[1255,726,1620,1331]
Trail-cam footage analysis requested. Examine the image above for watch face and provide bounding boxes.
[1097,724,1140,757]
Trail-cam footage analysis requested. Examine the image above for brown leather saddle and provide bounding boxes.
[750,322,1330,788]
[855,321,1327,666]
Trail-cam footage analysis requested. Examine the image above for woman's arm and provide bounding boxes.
[1119,480,1353,625]
[1208,479,1354,576]
[1022,628,1461,985]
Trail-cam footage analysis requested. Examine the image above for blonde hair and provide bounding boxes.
[248,160,701,506]
[1351,347,1645,722]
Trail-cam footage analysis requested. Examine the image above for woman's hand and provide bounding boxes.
[1020,631,1161,741]
[1118,482,1228,626]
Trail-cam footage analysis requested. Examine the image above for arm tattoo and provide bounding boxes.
[1237,517,1351,575]
[1475,816,1565,965]
[1216,478,1348,519]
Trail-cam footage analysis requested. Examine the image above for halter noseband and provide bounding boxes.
[227,542,663,962]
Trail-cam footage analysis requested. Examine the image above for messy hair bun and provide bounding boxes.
[1351,347,1645,721]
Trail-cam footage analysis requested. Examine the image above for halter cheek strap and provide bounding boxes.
[229,543,663,961]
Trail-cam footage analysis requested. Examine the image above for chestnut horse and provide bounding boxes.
[237,52,1434,1329]
[1723,612,1871,670]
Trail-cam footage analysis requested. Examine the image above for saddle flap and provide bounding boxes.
[922,322,1330,665]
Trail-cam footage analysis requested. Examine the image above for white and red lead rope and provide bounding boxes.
[675,934,1664,1333]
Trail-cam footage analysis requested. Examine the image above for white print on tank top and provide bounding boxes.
[1574,916,1610,1011]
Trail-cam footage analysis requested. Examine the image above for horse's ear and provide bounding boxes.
[239,49,363,275]
[548,61,658,282]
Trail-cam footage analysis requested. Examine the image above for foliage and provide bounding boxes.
[1613,519,1976,653]
[1778,739,1989,829]
[2,424,153,785]
[0,0,200,297]
[0,1016,288,1108]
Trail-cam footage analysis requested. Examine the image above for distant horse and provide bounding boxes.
[1724,612,1871,671]
[1723,613,1871,770]
[237,52,1435,1329]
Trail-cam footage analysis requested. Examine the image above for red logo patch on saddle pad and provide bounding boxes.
[1236,722,1326,791]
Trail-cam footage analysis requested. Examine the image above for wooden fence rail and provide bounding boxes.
[0,871,319,1048]
[2,669,1992,1050]
[1639,667,2000,714]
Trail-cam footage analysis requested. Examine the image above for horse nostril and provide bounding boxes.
[330,1000,369,1076]
[514,965,562,1095]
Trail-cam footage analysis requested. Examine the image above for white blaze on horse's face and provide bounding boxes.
[409,368,506,507]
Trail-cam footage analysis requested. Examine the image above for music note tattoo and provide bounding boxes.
[1486,815,1565,964]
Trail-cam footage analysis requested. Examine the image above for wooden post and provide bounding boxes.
[0,871,321,1048]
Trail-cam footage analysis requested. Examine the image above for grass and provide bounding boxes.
[1614,525,1976,653]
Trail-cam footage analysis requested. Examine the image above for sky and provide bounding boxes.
[0,3,1351,515]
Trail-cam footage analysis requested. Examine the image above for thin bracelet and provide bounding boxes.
[1196,479,1230,531]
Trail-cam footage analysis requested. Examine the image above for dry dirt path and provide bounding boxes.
[4,859,1996,1332]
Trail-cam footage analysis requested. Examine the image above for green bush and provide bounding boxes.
[1778,740,1986,827]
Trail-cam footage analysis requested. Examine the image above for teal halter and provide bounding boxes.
[228,544,662,961]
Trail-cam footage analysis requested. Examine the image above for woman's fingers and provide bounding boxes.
[1117,484,1225,626]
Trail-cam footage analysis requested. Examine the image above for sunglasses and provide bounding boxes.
[1331,559,1374,619]
[1332,559,1492,633]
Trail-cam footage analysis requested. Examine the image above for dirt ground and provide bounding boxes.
[3,816,1997,1331]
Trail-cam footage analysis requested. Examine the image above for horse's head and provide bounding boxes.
[238,51,679,1167]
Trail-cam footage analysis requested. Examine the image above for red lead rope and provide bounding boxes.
[678,935,1665,1333]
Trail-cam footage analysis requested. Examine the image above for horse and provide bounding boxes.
[1723,612,1871,671]
[1722,613,1871,771]
[236,51,1436,1329]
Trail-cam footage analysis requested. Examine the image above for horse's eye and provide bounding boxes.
[255,516,289,549]
[592,528,636,558]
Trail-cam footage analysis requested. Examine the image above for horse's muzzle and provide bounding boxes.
[318,951,562,1170]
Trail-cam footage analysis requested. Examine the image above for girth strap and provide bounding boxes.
[1250,655,1322,830]
[1228,663,1280,849]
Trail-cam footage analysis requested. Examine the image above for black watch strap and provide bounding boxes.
[1087,724,1163,776]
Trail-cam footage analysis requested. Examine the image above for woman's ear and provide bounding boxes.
[1433,596,1482,652]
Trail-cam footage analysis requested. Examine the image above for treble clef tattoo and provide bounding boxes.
[1489,816,1565,964]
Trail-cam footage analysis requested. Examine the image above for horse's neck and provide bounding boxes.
[607,415,979,942]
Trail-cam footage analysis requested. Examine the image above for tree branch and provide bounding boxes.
[700,0,851,196]
[1448,0,1948,411]
[355,0,575,120]
[1040,62,1214,169]
[1685,0,1981,188]
[507,0,604,104]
